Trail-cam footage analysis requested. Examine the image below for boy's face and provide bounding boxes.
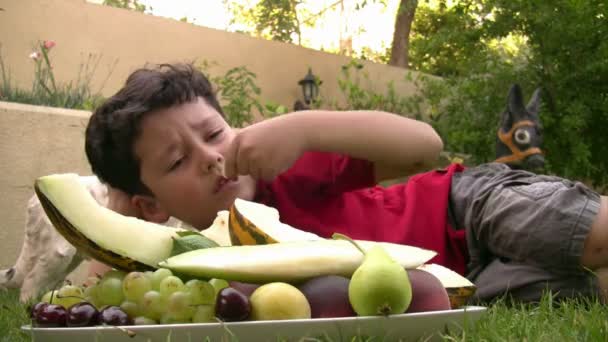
[133,97,256,229]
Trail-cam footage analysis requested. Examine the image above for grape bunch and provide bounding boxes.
[30,268,245,327]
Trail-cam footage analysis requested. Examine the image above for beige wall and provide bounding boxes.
[0,0,429,269]
[0,101,92,268]
[0,0,424,110]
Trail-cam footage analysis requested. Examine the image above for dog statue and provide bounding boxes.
[494,84,545,171]
[0,177,106,302]
[0,176,186,303]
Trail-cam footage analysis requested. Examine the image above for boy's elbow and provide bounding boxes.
[422,123,444,167]
[423,121,443,153]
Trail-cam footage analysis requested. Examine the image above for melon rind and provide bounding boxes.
[35,173,182,270]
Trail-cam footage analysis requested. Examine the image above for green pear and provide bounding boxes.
[333,233,412,316]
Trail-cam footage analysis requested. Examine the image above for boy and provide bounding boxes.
[85,63,608,303]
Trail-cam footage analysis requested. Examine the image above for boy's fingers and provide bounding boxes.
[235,144,252,178]
[224,139,239,180]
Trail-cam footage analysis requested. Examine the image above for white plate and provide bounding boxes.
[22,306,486,342]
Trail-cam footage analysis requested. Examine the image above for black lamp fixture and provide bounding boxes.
[298,68,319,105]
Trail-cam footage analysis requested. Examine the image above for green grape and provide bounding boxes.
[160,312,189,324]
[99,276,125,306]
[208,278,229,295]
[159,276,185,299]
[144,271,155,282]
[133,316,158,325]
[185,279,216,305]
[151,268,173,290]
[120,300,141,318]
[40,289,59,304]
[83,283,98,299]
[83,283,102,308]
[54,285,85,309]
[139,290,164,321]
[166,291,195,321]
[192,304,215,323]
[102,269,127,281]
[122,271,152,302]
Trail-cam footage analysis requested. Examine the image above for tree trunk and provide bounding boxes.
[389,0,418,68]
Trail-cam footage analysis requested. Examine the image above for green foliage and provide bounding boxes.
[102,0,146,12]
[225,0,307,44]
[252,0,301,43]
[329,60,427,121]
[215,66,264,128]
[0,42,114,111]
[406,0,608,187]
[199,61,279,127]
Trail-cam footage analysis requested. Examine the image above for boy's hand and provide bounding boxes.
[224,117,309,181]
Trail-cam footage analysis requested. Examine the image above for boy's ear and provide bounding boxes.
[132,195,170,223]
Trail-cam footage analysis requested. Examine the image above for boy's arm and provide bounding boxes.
[225,110,443,183]
[302,110,443,181]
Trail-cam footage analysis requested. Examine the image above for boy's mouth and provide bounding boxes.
[214,177,233,194]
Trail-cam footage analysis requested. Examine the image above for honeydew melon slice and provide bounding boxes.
[35,173,185,271]
[159,239,437,283]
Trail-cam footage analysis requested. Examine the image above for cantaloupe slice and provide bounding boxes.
[228,198,322,245]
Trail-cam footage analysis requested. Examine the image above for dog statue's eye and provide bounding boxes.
[514,128,531,145]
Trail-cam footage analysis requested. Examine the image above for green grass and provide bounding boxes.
[0,289,31,342]
[2,288,607,341]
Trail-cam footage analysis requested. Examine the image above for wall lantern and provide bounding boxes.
[298,68,319,105]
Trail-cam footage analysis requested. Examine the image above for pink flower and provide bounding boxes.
[29,51,41,60]
[43,40,56,50]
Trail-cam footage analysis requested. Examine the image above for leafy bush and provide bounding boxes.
[198,61,290,127]
[408,0,608,188]
[0,41,115,110]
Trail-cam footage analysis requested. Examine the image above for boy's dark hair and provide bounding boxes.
[85,63,224,195]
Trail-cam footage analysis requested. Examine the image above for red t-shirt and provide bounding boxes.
[254,152,469,275]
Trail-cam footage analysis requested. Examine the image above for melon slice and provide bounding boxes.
[35,173,185,271]
[417,263,477,309]
[228,198,322,245]
[159,239,437,283]
[200,210,231,246]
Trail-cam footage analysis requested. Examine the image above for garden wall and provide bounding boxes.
[0,0,423,110]
[0,101,92,271]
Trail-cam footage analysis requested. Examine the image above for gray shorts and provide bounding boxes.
[449,163,602,302]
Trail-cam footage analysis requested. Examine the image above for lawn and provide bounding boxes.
[2,288,607,341]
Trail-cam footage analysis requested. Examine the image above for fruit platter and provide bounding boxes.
[22,174,486,341]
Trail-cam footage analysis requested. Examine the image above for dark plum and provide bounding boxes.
[33,304,67,327]
[29,302,48,319]
[405,269,451,313]
[67,302,99,327]
[228,281,261,297]
[215,287,251,322]
[298,275,356,318]
[98,306,131,326]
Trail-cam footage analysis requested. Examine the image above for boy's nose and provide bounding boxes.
[199,151,224,174]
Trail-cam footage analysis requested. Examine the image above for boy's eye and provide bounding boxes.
[207,129,223,141]
[168,156,185,171]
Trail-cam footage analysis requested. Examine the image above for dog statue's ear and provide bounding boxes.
[507,84,526,120]
[527,88,542,116]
